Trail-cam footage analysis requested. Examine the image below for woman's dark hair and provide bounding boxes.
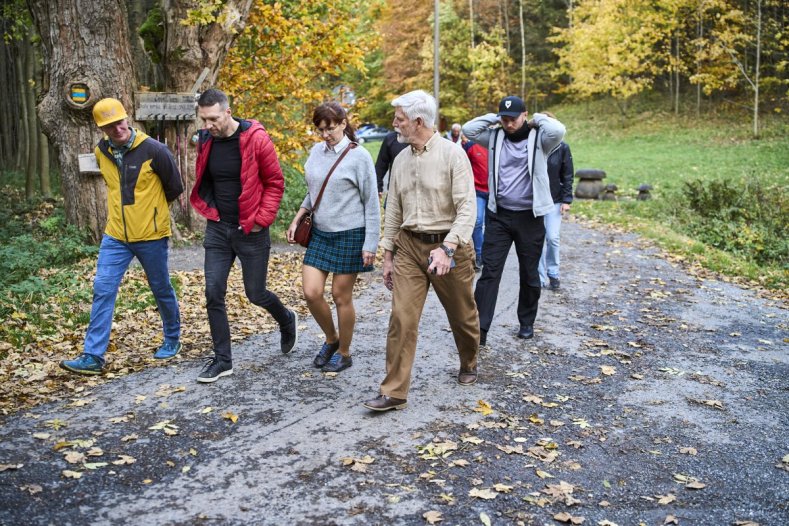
[312,102,356,142]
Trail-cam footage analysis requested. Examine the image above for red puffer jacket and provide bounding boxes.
[190,119,284,233]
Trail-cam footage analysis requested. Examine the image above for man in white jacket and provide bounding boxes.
[462,96,565,345]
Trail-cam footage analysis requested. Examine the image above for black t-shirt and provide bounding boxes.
[206,126,242,224]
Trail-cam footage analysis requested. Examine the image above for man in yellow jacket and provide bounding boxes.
[60,98,184,375]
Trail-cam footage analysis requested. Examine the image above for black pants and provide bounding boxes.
[203,221,290,361]
[474,207,545,332]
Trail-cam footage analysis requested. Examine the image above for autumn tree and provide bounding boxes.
[219,0,382,167]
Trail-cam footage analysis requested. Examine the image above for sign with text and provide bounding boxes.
[135,92,196,121]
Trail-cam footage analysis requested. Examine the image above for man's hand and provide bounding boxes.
[383,251,394,290]
[251,224,263,232]
[560,203,571,214]
[427,247,452,276]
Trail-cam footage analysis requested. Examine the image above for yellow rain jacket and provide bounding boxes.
[95,129,183,242]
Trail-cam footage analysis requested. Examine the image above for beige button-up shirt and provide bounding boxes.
[380,132,476,252]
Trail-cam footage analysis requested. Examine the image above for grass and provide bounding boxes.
[548,97,788,290]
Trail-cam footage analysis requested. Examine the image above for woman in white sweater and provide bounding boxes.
[286,102,380,373]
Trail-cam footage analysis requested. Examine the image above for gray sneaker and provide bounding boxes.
[548,277,560,290]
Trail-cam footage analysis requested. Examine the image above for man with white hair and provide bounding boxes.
[445,122,462,143]
[363,90,479,412]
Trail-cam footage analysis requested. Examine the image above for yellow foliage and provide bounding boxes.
[219,0,382,169]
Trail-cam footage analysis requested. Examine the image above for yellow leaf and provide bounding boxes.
[32,432,51,440]
[83,462,108,470]
[121,434,138,442]
[493,483,513,493]
[62,470,82,479]
[536,469,554,479]
[200,406,214,414]
[222,411,239,423]
[474,400,494,416]
[554,511,585,524]
[63,451,85,464]
[480,512,491,526]
[182,465,191,473]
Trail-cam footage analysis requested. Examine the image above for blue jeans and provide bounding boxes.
[203,221,289,362]
[538,203,562,284]
[84,235,180,361]
[472,196,486,260]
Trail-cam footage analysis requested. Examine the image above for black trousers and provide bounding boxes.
[203,221,290,361]
[474,207,545,332]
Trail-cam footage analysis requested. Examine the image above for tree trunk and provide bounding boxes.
[753,0,761,138]
[28,0,138,241]
[25,30,40,199]
[15,50,29,173]
[38,127,51,198]
[160,0,254,229]
[0,38,17,170]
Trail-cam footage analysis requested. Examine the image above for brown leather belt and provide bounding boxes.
[403,229,448,245]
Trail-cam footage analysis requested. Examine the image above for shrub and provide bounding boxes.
[678,177,788,267]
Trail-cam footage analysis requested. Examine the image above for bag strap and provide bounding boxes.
[310,142,357,214]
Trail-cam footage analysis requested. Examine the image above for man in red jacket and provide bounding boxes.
[461,134,489,271]
[191,88,298,383]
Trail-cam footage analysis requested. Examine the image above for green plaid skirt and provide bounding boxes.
[304,227,373,274]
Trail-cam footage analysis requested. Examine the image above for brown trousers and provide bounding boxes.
[379,231,480,399]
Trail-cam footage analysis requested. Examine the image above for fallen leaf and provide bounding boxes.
[20,484,42,495]
[112,455,136,465]
[181,465,191,473]
[597,521,618,526]
[733,521,760,526]
[493,483,513,493]
[685,481,706,490]
[63,451,86,464]
[222,411,239,424]
[468,487,498,499]
[45,419,67,430]
[536,469,554,479]
[0,463,23,472]
[474,400,494,416]
[62,470,82,479]
[554,511,585,524]
[600,365,616,376]
[121,434,138,442]
[480,512,491,526]
[83,462,108,470]
[423,510,443,524]
[32,432,51,440]
[200,406,213,414]
[679,447,697,456]
[450,459,469,467]
[657,494,676,505]
[86,447,104,457]
[460,435,484,445]
[664,515,678,525]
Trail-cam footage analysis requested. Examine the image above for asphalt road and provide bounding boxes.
[0,220,786,525]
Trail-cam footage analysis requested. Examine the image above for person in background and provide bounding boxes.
[461,133,489,271]
[60,98,183,375]
[445,122,462,143]
[463,96,565,346]
[538,112,574,290]
[362,90,478,412]
[191,88,297,383]
[374,131,408,198]
[287,102,379,373]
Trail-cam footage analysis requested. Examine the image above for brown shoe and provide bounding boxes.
[458,368,478,386]
[363,395,407,412]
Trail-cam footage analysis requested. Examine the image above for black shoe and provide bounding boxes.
[322,353,352,373]
[474,257,482,272]
[549,277,560,290]
[517,326,534,339]
[197,356,233,383]
[280,309,298,354]
[479,329,488,347]
[313,341,340,368]
[458,368,478,385]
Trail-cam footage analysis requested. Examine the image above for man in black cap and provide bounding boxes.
[462,97,565,346]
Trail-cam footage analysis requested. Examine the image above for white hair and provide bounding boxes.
[391,90,436,129]
[451,123,461,131]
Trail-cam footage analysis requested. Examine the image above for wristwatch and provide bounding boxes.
[439,244,455,258]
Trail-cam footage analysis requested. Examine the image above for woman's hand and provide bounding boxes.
[286,209,308,244]
[362,251,375,267]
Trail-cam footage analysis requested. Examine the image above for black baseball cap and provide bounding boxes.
[498,96,526,117]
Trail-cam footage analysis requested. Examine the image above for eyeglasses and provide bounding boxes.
[316,124,340,135]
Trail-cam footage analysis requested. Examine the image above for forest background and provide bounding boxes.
[0,0,786,362]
